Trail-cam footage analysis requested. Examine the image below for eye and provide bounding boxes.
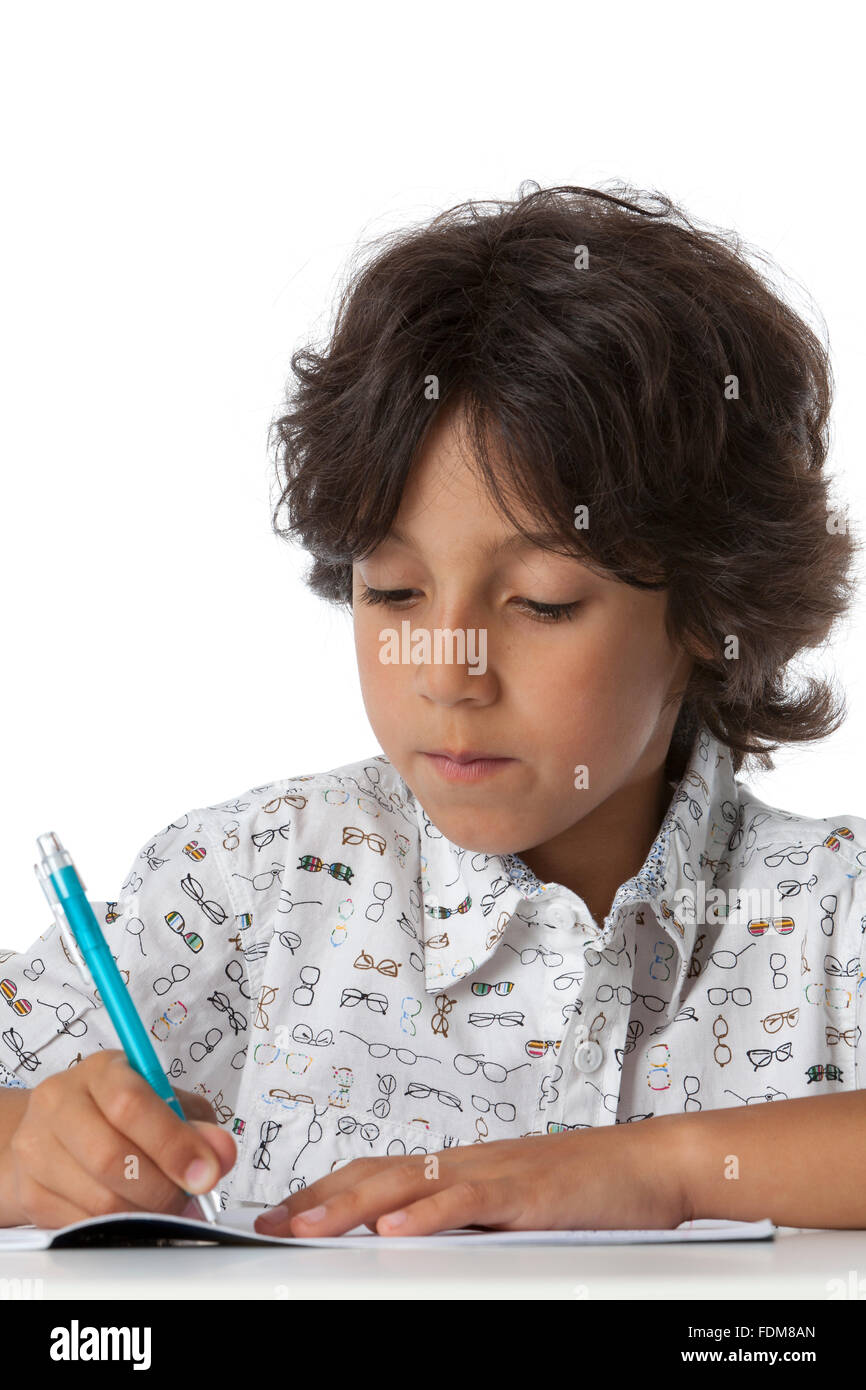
[357,585,581,623]
[513,598,582,623]
[357,585,419,607]
[358,583,583,622]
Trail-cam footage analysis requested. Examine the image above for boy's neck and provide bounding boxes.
[517,766,675,929]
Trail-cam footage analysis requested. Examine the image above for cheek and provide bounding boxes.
[514,624,625,710]
[353,607,384,667]
[355,635,387,695]
[511,620,670,749]
[354,619,411,713]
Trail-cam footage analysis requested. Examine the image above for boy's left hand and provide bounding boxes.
[252,1116,691,1237]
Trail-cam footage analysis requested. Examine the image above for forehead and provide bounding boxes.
[376,521,580,564]
[380,415,575,561]
[361,397,647,587]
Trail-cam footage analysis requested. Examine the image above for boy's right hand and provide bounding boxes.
[5,1049,237,1228]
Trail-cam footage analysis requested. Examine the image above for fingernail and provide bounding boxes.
[256,1204,289,1229]
[297,1204,327,1224]
[184,1158,216,1192]
[381,1209,407,1227]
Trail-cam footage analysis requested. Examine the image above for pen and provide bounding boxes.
[33,831,221,1225]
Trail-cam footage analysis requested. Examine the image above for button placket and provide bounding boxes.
[540,893,601,934]
[565,912,638,1118]
[545,899,578,930]
[570,1016,604,1073]
[573,1038,604,1073]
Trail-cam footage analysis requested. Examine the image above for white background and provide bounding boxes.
[2,1,863,947]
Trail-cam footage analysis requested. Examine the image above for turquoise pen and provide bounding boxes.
[33,831,220,1224]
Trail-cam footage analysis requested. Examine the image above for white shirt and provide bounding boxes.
[2,721,865,1216]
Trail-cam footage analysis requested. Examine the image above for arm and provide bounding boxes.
[0,808,240,1227]
[0,1089,31,1225]
[663,1091,866,1229]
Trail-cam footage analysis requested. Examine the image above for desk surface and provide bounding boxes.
[2,1226,865,1299]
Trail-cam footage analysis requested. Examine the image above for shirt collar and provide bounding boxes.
[415,722,741,994]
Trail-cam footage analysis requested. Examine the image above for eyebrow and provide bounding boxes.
[382,524,569,560]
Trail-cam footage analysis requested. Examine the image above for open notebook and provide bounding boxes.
[0,1206,775,1249]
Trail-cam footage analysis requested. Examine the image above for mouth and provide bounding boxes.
[420,750,517,782]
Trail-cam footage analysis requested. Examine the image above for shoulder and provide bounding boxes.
[169,753,422,908]
[735,783,866,872]
[194,752,419,843]
[730,783,866,926]
[113,753,421,938]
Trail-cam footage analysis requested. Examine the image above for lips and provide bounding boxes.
[421,750,516,783]
[424,749,506,764]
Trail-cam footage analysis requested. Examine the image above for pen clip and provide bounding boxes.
[56,913,95,989]
[34,853,93,989]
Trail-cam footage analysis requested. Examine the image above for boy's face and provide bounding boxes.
[351,400,693,863]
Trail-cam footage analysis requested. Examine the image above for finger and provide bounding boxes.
[263,1159,435,1237]
[253,1155,401,1233]
[84,1055,232,1198]
[24,1086,197,1216]
[255,1141,477,1232]
[11,1170,96,1231]
[174,1089,219,1124]
[186,1120,237,1176]
[374,1175,523,1237]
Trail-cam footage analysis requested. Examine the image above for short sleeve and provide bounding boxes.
[0,809,251,1125]
[853,870,866,1088]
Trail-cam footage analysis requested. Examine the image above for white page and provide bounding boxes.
[0,1209,775,1249]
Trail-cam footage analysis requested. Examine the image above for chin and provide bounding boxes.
[427,810,526,857]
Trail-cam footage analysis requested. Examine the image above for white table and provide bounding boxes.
[2,1225,864,1299]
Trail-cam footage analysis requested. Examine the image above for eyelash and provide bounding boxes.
[357,585,581,623]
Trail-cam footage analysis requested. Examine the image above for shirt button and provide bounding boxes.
[574,1040,603,1073]
[546,900,578,928]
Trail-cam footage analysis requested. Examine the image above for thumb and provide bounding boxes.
[173,1087,219,1124]
[187,1119,237,1178]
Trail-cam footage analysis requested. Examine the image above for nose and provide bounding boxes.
[410,614,495,705]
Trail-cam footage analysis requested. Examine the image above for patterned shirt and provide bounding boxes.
[2,721,865,1217]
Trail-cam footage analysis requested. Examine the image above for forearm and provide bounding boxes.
[661,1091,866,1229]
[0,1088,31,1226]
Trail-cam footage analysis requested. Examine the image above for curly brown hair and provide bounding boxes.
[269,180,861,782]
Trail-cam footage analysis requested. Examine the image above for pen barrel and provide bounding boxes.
[54,866,178,1110]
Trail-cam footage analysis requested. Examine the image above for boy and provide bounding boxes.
[1,183,864,1237]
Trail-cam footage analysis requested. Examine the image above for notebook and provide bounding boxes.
[0,1206,775,1249]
